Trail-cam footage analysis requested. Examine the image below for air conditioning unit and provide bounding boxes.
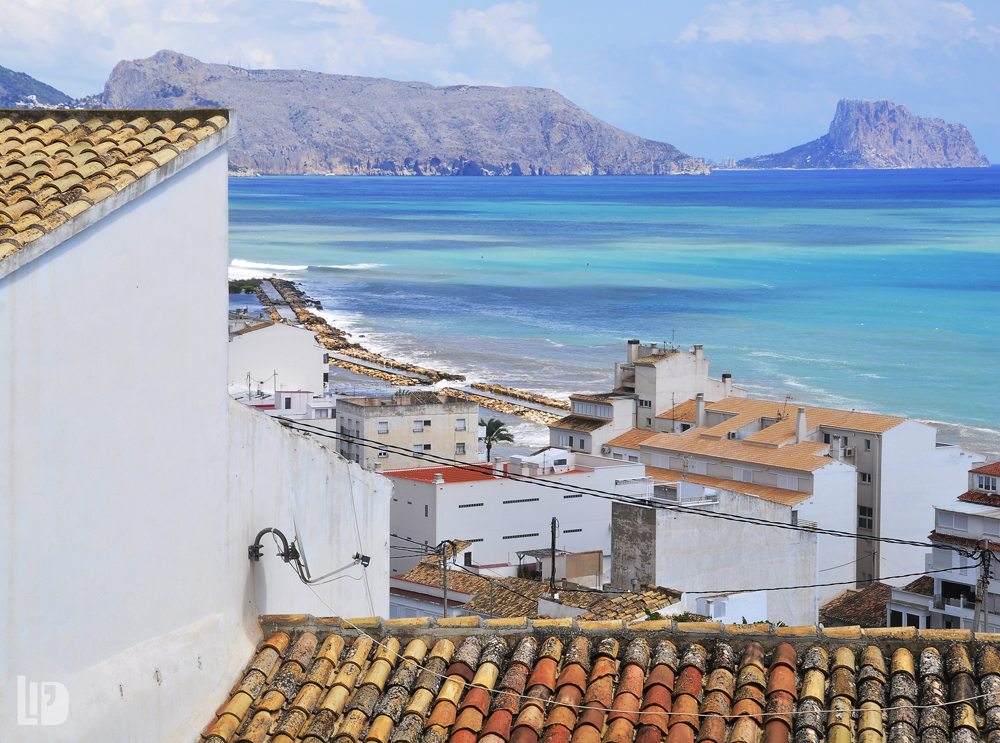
[727,431,739,440]
[843,447,856,457]
[600,446,611,455]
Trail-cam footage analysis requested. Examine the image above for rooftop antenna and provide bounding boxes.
[671,329,676,349]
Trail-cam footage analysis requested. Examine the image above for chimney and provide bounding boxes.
[693,344,704,361]
[831,434,842,462]
[433,472,444,484]
[627,339,640,363]
[493,458,505,477]
[695,393,706,429]
[722,373,732,397]
[795,407,807,444]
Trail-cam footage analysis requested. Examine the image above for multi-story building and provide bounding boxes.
[889,462,1000,631]
[384,449,649,576]
[336,391,480,469]
[228,317,328,396]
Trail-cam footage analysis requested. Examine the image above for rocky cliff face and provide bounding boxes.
[738,99,989,169]
[0,65,73,107]
[90,50,708,176]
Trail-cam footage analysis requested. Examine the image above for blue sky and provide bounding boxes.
[2,0,998,160]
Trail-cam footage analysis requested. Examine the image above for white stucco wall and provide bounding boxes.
[388,463,645,574]
[878,421,983,584]
[228,322,327,395]
[611,490,818,626]
[0,144,390,742]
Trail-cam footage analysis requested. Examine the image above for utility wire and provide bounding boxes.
[277,416,972,555]
[291,564,999,721]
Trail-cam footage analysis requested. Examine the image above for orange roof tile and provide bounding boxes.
[549,415,611,433]
[642,429,833,473]
[208,616,994,743]
[605,428,657,449]
[972,461,1000,476]
[0,109,230,266]
[644,467,812,506]
[384,465,497,483]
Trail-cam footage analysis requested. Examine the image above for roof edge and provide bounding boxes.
[0,109,235,283]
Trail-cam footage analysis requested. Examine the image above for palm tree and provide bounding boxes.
[479,418,514,462]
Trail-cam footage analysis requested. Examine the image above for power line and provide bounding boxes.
[277,416,970,555]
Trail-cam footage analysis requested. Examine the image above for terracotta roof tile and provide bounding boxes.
[972,461,1000,476]
[385,465,498,484]
[644,468,811,507]
[0,108,229,265]
[549,416,611,434]
[642,430,834,473]
[604,429,658,449]
[818,583,892,628]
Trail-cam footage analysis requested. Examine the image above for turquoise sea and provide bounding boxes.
[228,170,1000,457]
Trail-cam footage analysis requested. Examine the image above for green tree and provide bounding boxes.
[479,418,514,462]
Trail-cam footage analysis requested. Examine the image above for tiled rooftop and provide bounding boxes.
[549,416,611,434]
[972,462,1000,477]
[202,615,1000,743]
[605,430,657,450]
[644,468,811,507]
[641,430,833,474]
[819,578,936,628]
[386,466,498,484]
[0,109,230,265]
[655,398,906,442]
[958,491,1000,507]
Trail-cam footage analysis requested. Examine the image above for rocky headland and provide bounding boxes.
[86,50,709,176]
[739,99,989,169]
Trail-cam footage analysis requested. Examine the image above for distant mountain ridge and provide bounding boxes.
[0,64,73,108]
[739,99,989,169]
[87,50,709,176]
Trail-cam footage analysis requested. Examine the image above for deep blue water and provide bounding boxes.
[228,169,1000,455]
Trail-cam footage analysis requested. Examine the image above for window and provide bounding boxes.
[646,418,652,426]
[558,434,568,447]
[778,474,798,490]
[378,421,389,434]
[458,502,484,508]
[413,420,423,432]
[424,505,429,517]
[734,468,753,483]
[690,460,707,475]
[597,405,613,418]
[679,423,691,432]
[823,433,831,445]
[628,455,639,463]
[842,436,849,446]
[423,420,432,427]
[503,497,540,504]
[503,532,540,540]
[859,472,872,484]
[563,494,582,499]
[423,444,431,451]
[613,453,623,460]
[284,398,292,410]
[554,458,567,466]
[455,443,466,454]
[569,436,574,447]
[578,437,587,450]
[980,475,998,492]
[563,528,582,534]
[985,519,1000,537]
[865,439,871,451]
[639,399,652,408]
[906,614,921,628]
[464,552,473,566]
[456,419,466,431]
[858,506,873,530]
[889,610,903,627]
[412,444,423,454]
[939,511,969,531]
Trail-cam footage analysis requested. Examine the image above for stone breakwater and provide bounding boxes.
[470,383,570,411]
[441,388,563,426]
[268,279,466,384]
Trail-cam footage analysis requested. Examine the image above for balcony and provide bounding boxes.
[934,594,976,611]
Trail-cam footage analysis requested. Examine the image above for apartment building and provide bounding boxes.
[889,462,1000,631]
[228,318,328,395]
[602,394,981,602]
[611,475,819,625]
[548,392,636,454]
[384,449,649,576]
[336,391,479,469]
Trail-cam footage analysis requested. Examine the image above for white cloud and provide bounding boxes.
[678,0,982,47]
[450,2,552,67]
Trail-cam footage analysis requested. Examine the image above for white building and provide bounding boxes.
[237,388,337,422]
[889,461,1000,631]
[0,109,390,741]
[228,318,328,396]
[384,449,647,577]
[610,474,819,625]
[336,391,480,469]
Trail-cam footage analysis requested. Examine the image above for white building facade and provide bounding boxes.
[384,451,647,577]
[0,109,390,742]
[228,320,328,396]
